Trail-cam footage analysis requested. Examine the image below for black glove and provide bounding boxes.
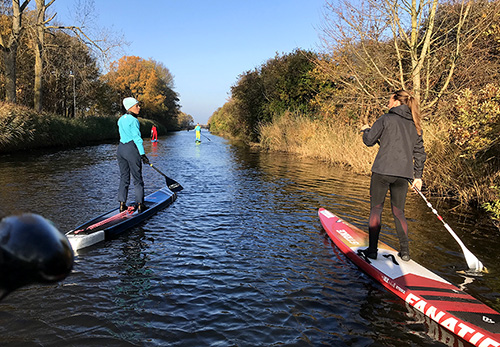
[141,154,150,165]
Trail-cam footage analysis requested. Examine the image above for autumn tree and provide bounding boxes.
[41,31,101,116]
[104,55,180,127]
[0,0,121,114]
[177,111,194,129]
[428,1,500,95]
[208,99,244,138]
[227,49,322,141]
[31,0,125,112]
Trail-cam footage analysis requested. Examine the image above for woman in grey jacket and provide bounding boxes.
[359,90,426,262]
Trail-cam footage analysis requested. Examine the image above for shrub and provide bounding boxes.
[449,84,500,159]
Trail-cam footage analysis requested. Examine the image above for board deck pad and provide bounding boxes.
[318,208,500,347]
[66,187,176,251]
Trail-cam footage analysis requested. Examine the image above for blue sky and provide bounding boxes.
[51,1,326,123]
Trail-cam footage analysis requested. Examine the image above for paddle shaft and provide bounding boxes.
[410,183,485,272]
[202,134,211,141]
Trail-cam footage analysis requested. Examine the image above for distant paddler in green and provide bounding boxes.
[195,123,201,143]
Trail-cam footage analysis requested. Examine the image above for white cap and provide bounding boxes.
[123,97,138,111]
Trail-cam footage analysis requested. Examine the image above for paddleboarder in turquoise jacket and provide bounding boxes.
[359,90,426,262]
[117,97,149,213]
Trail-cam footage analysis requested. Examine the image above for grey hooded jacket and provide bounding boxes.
[362,104,426,179]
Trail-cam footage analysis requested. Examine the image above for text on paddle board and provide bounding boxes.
[406,293,500,347]
[382,275,406,295]
[335,229,360,245]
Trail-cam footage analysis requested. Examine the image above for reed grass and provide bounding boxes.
[0,103,36,148]
[423,118,500,207]
[258,111,493,207]
[0,102,158,153]
[259,112,377,175]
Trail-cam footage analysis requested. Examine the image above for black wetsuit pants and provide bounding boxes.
[367,173,409,254]
[117,141,144,204]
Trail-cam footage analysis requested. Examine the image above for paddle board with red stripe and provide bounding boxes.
[318,207,500,347]
[66,187,176,252]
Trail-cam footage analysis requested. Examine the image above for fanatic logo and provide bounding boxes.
[483,316,496,324]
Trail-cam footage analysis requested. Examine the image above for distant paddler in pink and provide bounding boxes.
[151,125,158,142]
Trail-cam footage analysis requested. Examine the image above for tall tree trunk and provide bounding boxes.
[34,0,46,112]
[4,46,17,103]
[2,0,28,103]
[33,46,42,111]
[409,0,439,104]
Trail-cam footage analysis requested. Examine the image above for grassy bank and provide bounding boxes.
[259,112,376,175]
[0,102,161,153]
[258,112,500,223]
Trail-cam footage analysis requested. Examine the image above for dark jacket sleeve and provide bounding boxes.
[413,134,426,179]
[362,116,384,147]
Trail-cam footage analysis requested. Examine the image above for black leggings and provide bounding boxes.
[367,173,409,253]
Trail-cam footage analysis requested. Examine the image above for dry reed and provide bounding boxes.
[0,102,160,153]
[259,112,377,175]
[259,111,500,219]
[259,112,448,183]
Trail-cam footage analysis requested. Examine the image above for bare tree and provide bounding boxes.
[32,0,126,112]
[319,0,499,113]
[0,0,30,103]
[33,0,54,111]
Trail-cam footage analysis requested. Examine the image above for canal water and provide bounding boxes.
[0,130,499,346]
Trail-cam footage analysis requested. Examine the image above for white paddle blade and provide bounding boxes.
[463,249,485,272]
[445,223,485,272]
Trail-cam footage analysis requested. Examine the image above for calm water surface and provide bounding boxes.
[0,130,499,346]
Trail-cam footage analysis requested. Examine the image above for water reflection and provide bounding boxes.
[0,131,498,346]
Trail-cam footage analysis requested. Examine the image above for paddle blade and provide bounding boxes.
[165,177,183,192]
[464,249,485,273]
[444,223,486,272]
[148,164,183,192]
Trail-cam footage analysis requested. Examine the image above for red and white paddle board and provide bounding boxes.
[318,208,500,347]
